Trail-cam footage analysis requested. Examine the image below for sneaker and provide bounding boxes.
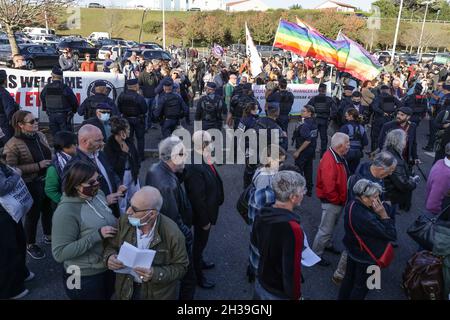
[27,244,46,260]
[43,235,51,245]
[10,289,29,300]
[25,271,35,282]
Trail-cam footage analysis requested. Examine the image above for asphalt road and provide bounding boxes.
[24,117,435,300]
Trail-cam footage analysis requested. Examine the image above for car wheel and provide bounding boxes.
[25,59,35,70]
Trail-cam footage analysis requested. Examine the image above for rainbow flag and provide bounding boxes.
[336,31,382,81]
[273,20,313,57]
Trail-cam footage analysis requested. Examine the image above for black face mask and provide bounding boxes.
[80,181,100,198]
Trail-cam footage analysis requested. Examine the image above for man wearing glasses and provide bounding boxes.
[59,48,79,71]
[104,186,189,300]
[40,66,79,138]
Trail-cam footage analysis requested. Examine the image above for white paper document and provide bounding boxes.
[301,234,321,267]
[115,242,156,282]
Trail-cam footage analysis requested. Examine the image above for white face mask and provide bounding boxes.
[99,112,110,122]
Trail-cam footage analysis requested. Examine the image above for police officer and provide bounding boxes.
[402,83,427,127]
[336,85,355,127]
[40,66,78,138]
[154,78,189,139]
[254,101,288,152]
[78,81,118,120]
[195,82,224,131]
[371,85,402,151]
[0,70,19,145]
[339,108,369,174]
[292,105,318,196]
[117,78,148,161]
[229,83,259,130]
[267,78,294,132]
[307,83,337,156]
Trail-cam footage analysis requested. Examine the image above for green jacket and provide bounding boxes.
[103,214,188,300]
[223,83,235,112]
[433,223,450,299]
[52,191,118,276]
[45,165,61,204]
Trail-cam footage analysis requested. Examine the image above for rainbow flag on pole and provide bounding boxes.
[273,20,313,57]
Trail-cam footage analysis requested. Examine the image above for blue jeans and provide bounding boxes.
[63,270,115,300]
[161,118,179,139]
[48,113,72,137]
[144,97,155,129]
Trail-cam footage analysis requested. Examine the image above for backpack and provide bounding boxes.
[402,251,445,300]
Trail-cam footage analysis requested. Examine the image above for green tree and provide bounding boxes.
[143,21,162,34]
[290,4,302,10]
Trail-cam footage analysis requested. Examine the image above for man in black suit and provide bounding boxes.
[64,124,125,217]
[184,131,224,289]
[82,103,114,142]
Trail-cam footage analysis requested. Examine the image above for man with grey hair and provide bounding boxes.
[104,186,189,300]
[145,136,196,299]
[333,150,397,284]
[252,171,306,300]
[313,132,350,267]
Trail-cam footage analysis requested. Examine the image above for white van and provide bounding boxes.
[23,27,55,35]
[88,32,111,41]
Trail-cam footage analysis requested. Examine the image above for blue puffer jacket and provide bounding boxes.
[343,199,397,265]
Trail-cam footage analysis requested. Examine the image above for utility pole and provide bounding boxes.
[392,0,404,59]
[162,0,166,50]
[417,1,435,58]
[139,9,147,43]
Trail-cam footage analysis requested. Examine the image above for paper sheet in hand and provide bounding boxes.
[115,242,156,282]
[301,234,321,267]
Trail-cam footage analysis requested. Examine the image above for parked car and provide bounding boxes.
[136,43,162,51]
[29,35,60,45]
[23,27,56,36]
[256,45,287,58]
[98,45,125,60]
[0,44,59,69]
[121,48,171,67]
[57,39,98,59]
[141,42,163,50]
[398,53,419,65]
[420,53,435,63]
[88,3,105,9]
[88,32,110,41]
[434,53,450,65]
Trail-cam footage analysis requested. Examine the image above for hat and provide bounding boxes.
[0,70,6,81]
[206,82,217,89]
[442,84,450,91]
[126,78,138,86]
[319,83,327,89]
[95,102,112,111]
[51,66,63,76]
[352,91,362,98]
[397,107,412,116]
[162,77,174,87]
[380,85,390,90]
[343,85,354,91]
[94,81,107,88]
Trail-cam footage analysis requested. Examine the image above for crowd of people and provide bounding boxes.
[0,43,449,301]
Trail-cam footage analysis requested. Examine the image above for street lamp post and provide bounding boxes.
[392,0,404,60]
[162,0,166,50]
[138,9,147,43]
[417,1,435,57]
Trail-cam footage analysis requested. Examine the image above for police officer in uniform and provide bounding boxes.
[40,66,78,138]
[117,78,148,161]
[336,85,355,127]
[229,83,258,130]
[78,81,118,120]
[307,83,337,156]
[371,85,402,151]
[267,78,294,132]
[292,105,318,196]
[154,78,189,139]
[402,83,427,127]
[195,82,224,131]
[0,70,19,145]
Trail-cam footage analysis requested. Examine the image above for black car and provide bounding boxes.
[57,40,98,59]
[0,44,59,69]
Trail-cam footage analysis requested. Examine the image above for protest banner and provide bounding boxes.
[0,68,125,124]
[252,84,320,115]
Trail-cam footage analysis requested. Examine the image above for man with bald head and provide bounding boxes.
[64,124,124,217]
[104,186,188,300]
[184,131,224,289]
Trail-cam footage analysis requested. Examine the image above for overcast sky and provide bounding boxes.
[78,0,375,11]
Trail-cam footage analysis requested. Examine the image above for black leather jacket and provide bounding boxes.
[145,161,193,249]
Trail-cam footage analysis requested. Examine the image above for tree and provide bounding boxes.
[290,4,302,10]
[373,0,400,17]
[185,14,205,45]
[0,0,74,55]
[166,18,186,41]
[143,21,162,34]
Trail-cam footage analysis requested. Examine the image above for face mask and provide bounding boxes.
[80,182,100,198]
[128,211,151,227]
[99,113,110,122]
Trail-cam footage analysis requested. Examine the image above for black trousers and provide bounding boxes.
[0,213,29,299]
[295,149,314,193]
[316,118,329,155]
[127,116,146,160]
[338,256,371,300]
[179,249,196,300]
[63,269,115,300]
[25,180,53,244]
[193,225,211,279]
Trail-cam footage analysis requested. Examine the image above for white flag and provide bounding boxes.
[245,23,263,78]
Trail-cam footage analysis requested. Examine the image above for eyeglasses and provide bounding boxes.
[130,206,157,214]
[98,110,111,114]
[24,118,39,125]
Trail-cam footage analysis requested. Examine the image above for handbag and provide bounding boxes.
[0,176,33,223]
[348,201,395,268]
[407,203,450,251]
[236,183,253,225]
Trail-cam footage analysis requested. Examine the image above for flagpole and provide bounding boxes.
[272,18,282,51]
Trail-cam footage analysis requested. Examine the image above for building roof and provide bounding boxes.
[317,1,357,9]
[226,0,251,7]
